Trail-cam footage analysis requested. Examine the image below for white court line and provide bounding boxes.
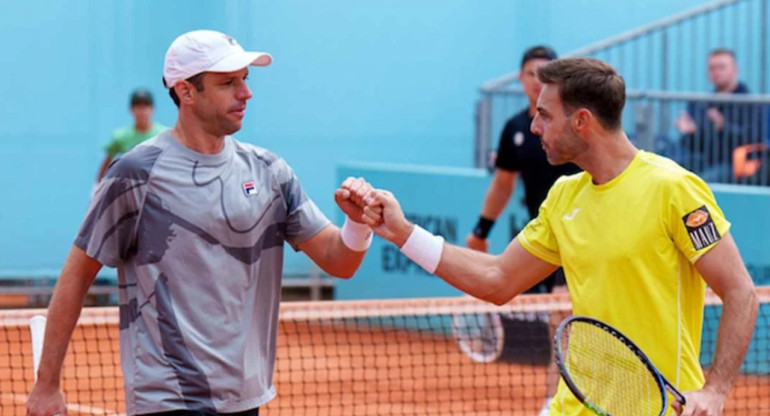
[1,393,126,416]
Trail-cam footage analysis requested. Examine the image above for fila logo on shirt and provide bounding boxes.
[682,205,721,250]
[242,181,258,197]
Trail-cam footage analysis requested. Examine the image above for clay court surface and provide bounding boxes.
[3,320,547,415]
[1,317,769,415]
[2,290,769,415]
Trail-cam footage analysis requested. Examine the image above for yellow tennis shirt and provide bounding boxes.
[519,151,731,415]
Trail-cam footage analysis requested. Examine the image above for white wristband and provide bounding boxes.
[341,216,373,252]
[399,225,444,274]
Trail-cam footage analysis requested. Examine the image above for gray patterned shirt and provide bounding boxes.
[75,131,330,415]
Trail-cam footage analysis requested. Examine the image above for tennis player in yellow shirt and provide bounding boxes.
[362,57,758,416]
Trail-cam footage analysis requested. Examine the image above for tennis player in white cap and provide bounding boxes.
[27,29,378,416]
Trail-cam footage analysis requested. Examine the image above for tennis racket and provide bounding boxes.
[554,315,686,416]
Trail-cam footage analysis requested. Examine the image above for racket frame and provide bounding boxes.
[554,315,686,416]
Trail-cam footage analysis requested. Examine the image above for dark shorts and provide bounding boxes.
[139,408,259,416]
[524,267,566,294]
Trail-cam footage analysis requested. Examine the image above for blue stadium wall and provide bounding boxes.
[0,0,725,276]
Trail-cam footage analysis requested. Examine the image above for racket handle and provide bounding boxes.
[29,315,47,382]
[665,379,687,405]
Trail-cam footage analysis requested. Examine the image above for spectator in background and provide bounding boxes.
[96,88,168,182]
[675,49,754,181]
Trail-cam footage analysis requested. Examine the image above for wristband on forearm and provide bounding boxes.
[399,225,444,274]
[340,216,373,252]
[472,216,495,239]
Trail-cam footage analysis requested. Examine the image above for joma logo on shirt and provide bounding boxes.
[682,206,721,250]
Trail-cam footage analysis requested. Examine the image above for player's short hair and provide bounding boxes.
[163,73,206,108]
[537,58,625,131]
[709,48,736,61]
[520,45,558,69]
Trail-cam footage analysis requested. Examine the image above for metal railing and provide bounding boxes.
[481,0,768,94]
[480,88,770,186]
[475,0,770,179]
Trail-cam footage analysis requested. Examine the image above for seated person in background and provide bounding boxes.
[96,88,167,182]
[675,48,753,181]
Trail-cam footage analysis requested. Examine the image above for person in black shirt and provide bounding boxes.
[467,45,579,293]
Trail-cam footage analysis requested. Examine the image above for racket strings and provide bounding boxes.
[562,322,663,416]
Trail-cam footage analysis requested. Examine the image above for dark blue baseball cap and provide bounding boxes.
[520,46,558,69]
[130,88,154,107]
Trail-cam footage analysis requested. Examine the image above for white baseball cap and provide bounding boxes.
[163,30,273,88]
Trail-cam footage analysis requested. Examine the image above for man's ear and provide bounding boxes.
[174,82,195,104]
[572,108,592,132]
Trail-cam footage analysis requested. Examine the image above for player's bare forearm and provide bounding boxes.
[479,170,517,220]
[695,233,758,396]
[434,243,509,303]
[704,285,757,395]
[325,227,366,278]
[435,237,557,305]
[365,190,556,304]
[299,225,366,279]
[37,245,102,386]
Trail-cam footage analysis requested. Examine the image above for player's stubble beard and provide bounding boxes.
[546,122,586,166]
[193,100,243,138]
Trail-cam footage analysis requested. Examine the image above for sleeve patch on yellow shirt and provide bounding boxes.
[683,205,721,250]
